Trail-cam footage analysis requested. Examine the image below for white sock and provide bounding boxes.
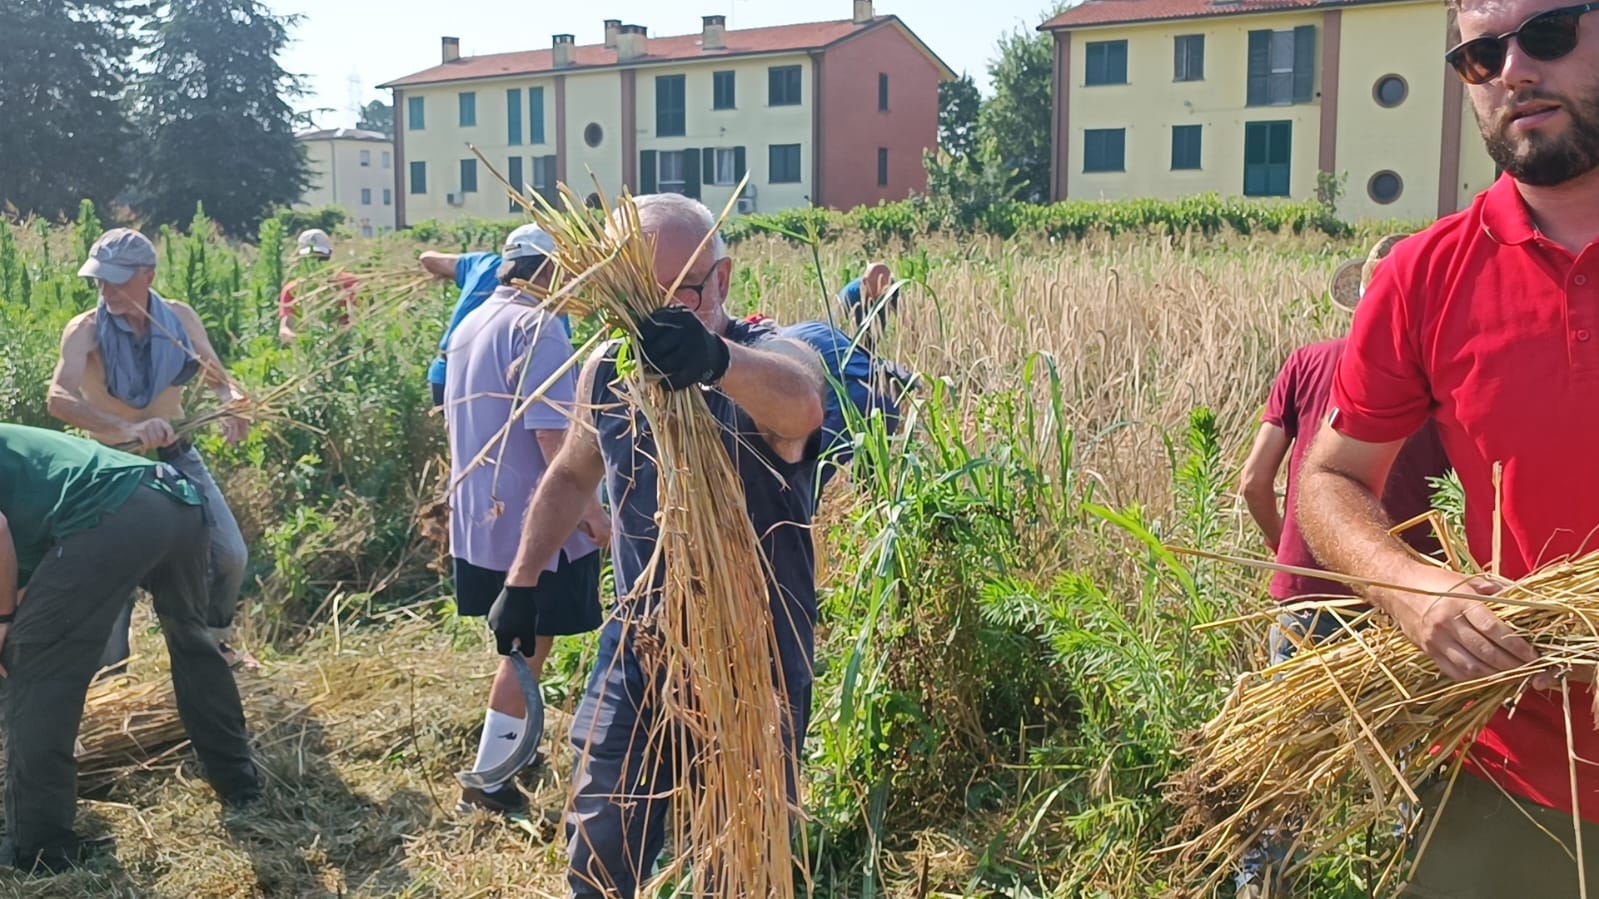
[472,710,524,789]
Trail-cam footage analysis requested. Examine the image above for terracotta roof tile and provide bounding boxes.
[1041,0,1338,29]
[381,18,881,88]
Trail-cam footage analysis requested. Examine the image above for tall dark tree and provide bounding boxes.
[135,0,309,236]
[938,73,982,161]
[978,8,1065,204]
[357,99,393,138]
[0,1,141,219]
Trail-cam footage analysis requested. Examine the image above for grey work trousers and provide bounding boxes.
[4,480,258,859]
[565,617,812,898]
[98,446,248,669]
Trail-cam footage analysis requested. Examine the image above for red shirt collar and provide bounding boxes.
[1481,172,1539,246]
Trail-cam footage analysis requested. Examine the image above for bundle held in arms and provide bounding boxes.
[530,184,803,898]
[1168,548,1599,897]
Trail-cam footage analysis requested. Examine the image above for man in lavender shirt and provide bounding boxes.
[443,224,610,816]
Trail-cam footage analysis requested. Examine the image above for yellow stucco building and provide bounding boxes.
[295,128,397,236]
[1041,0,1500,222]
[379,2,952,227]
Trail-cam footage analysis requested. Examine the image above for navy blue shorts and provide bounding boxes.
[452,553,603,655]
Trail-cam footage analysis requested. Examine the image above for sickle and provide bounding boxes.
[454,655,545,791]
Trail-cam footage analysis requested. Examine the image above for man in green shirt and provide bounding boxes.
[0,424,259,875]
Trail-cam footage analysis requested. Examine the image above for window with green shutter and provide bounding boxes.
[507,89,523,146]
[1083,129,1125,172]
[460,158,478,193]
[1247,27,1316,106]
[458,92,476,127]
[530,87,545,144]
[768,66,802,106]
[407,96,425,130]
[656,75,686,137]
[713,71,736,110]
[507,156,524,211]
[1085,41,1128,86]
[1174,35,1204,81]
[1171,124,1202,170]
[1243,121,1292,196]
[409,161,427,194]
[769,144,801,182]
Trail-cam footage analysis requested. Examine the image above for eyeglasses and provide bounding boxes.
[1445,2,1598,84]
[670,263,722,308]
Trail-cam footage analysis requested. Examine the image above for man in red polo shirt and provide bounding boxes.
[1297,0,1599,890]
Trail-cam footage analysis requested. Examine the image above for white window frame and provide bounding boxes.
[713,148,737,186]
[658,150,687,195]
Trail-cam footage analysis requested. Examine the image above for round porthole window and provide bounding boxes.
[584,123,604,147]
[1368,170,1403,204]
[1373,74,1408,108]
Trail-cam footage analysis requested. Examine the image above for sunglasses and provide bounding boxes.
[1445,2,1598,84]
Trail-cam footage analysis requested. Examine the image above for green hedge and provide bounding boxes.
[720,193,1349,245]
[398,193,1350,252]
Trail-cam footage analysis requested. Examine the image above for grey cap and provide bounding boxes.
[78,228,158,284]
[502,223,556,261]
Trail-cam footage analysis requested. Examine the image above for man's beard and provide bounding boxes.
[1479,81,1599,187]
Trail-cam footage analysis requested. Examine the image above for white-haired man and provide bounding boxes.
[503,193,826,896]
[1297,0,1599,890]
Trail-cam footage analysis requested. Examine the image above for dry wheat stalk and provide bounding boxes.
[1167,539,1599,897]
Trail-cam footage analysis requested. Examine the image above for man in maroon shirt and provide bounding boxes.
[1235,237,1450,898]
[1297,0,1599,890]
[1241,235,1449,665]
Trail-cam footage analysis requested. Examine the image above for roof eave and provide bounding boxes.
[382,43,844,89]
[1038,0,1426,31]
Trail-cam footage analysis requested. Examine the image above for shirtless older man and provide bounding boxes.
[47,228,256,671]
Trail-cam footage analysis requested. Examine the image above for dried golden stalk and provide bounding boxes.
[1166,543,1599,897]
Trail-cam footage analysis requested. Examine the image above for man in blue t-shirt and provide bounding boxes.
[421,248,504,407]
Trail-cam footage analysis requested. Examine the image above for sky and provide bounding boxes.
[264,0,1063,130]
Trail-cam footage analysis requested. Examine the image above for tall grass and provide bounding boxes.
[0,203,1370,897]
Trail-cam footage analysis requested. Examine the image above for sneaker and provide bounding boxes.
[458,781,530,817]
[218,641,262,672]
[513,750,549,787]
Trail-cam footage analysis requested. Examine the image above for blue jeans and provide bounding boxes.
[565,617,812,898]
[98,447,248,669]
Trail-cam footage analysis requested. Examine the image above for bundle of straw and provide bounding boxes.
[0,676,262,791]
[495,178,804,897]
[1167,546,1599,896]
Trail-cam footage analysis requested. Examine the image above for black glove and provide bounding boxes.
[487,585,539,657]
[635,306,731,391]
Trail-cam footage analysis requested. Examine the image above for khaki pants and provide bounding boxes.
[1403,772,1599,898]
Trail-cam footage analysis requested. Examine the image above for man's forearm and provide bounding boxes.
[1297,468,1421,610]
[1244,490,1284,548]
[718,342,822,441]
[47,389,132,439]
[505,466,595,587]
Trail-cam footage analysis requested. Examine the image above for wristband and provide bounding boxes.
[0,612,14,624]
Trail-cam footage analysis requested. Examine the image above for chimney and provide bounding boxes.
[603,19,622,49]
[553,33,576,67]
[702,15,726,51]
[441,36,461,63]
[616,24,648,61]
[853,0,873,24]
